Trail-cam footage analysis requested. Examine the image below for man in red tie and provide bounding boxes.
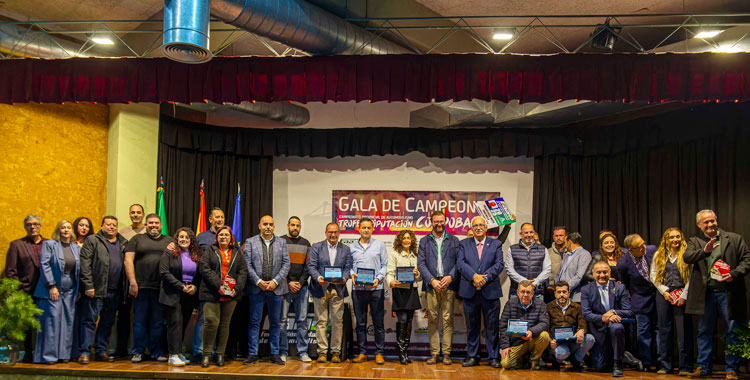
[457,216,512,368]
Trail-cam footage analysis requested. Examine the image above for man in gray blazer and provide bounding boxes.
[242,215,291,366]
[555,232,592,302]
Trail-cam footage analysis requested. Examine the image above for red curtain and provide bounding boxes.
[1,53,749,104]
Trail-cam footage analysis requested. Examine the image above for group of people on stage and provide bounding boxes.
[4,206,749,379]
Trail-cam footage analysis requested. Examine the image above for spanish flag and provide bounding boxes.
[196,179,207,235]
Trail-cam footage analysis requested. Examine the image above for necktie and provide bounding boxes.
[599,285,610,310]
[636,256,649,280]
[477,242,483,260]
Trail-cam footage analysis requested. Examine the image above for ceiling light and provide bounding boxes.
[590,21,621,51]
[492,29,514,40]
[92,37,114,45]
[694,30,723,39]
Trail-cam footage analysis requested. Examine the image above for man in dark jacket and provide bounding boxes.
[684,210,750,380]
[417,211,460,365]
[499,280,551,369]
[77,216,128,364]
[617,233,655,370]
[547,280,594,371]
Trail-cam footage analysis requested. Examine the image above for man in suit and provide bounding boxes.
[555,232,592,302]
[457,216,509,368]
[307,222,351,364]
[242,215,291,365]
[581,261,634,377]
[4,214,46,361]
[684,210,750,380]
[617,233,655,371]
[417,210,460,365]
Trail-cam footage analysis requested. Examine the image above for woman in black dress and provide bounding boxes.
[386,229,422,365]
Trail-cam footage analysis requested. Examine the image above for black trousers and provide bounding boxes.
[655,294,693,372]
[164,293,199,355]
[115,296,132,355]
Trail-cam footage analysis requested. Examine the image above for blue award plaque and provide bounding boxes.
[355,268,376,285]
[506,320,529,335]
[396,266,415,283]
[553,326,576,341]
[323,266,343,282]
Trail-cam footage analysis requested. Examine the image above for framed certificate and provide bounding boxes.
[355,268,376,285]
[323,266,343,282]
[506,320,529,335]
[553,326,576,341]
[396,266,415,283]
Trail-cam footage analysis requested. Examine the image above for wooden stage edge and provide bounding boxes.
[0,359,717,380]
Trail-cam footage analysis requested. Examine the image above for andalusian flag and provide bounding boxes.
[231,183,242,243]
[195,179,207,235]
[156,177,169,235]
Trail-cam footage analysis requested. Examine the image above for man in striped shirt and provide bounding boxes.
[279,216,312,363]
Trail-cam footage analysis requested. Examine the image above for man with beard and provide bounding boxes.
[124,214,174,363]
[78,216,127,363]
[279,216,312,363]
[417,211,460,365]
[197,208,226,250]
[506,223,551,297]
[685,210,750,380]
[114,203,146,358]
[547,280,595,371]
[546,226,567,302]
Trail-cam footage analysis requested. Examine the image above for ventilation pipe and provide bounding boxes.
[162,0,212,63]
[210,0,410,55]
[184,100,311,126]
[0,23,99,58]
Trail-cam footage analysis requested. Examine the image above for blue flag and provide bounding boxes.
[231,184,242,243]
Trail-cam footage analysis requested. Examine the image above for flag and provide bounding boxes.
[196,179,207,235]
[231,183,242,242]
[156,177,169,235]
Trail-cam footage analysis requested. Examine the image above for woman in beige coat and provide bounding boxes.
[386,229,422,365]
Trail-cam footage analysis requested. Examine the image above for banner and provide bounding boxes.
[333,190,502,235]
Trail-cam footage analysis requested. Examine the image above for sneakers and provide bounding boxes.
[178,354,190,365]
[280,353,287,363]
[131,353,143,363]
[156,355,168,363]
[168,355,187,367]
[375,354,385,365]
[300,354,312,363]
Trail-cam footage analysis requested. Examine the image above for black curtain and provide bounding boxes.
[532,110,750,252]
[158,122,273,241]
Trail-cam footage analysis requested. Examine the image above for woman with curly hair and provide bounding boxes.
[159,227,203,366]
[585,232,626,284]
[386,229,422,364]
[650,228,692,375]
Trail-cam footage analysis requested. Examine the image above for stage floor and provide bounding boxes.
[0,357,713,380]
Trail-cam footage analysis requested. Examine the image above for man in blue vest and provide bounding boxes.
[506,223,551,297]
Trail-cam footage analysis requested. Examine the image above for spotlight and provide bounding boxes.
[493,28,514,40]
[694,30,723,39]
[92,37,114,45]
[590,21,621,51]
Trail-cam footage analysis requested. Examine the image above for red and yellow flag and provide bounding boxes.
[195,179,207,235]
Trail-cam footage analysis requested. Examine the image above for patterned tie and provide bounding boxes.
[599,285,610,310]
[636,256,649,280]
[477,241,484,260]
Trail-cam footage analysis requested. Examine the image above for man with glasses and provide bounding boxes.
[5,215,46,361]
[457,216,512,368]
[616,234,655,372]
[417,211,460,365]
[498,280,551,369]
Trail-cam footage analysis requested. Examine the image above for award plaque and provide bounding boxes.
[396,266,415,283]
[553,326,576,341]
[355,268,376,285]
[323,266,343,283]
[506,320,529,335]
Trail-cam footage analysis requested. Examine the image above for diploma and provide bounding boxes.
[355,268,376,285]
[506,320,529,335]
[396,266,415,283]
[323,266,343,283]
[553,326,576,341]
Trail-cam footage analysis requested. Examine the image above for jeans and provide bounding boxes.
[247,291,283,355]
[192,307,204,356]
[553,333,596,363]
[635,311,655,366]
[696,289,740,373]
[79,290,120,356]
[131,288,164,356]
[352,289,385,355]
[280,285,309,356]
[656,294,692,372]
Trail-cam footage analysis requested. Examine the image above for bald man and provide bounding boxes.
[457,216,512,368]
[242,215,291,366]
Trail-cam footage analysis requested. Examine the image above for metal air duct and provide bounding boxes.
[210,0,410,55]
[183,100,310,126]
[162,0,212,63]
[0,23,98,58]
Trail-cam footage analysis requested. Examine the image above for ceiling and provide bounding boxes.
[1,0,748,129]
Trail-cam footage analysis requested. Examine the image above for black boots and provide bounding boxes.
[396,322,412,365]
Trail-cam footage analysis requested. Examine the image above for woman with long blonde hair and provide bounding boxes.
[649,227,693,375]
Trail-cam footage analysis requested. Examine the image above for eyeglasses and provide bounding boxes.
[518,290,534,295]
[631,245,646,251]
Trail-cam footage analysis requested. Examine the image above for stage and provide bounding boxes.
[0,358,704,380]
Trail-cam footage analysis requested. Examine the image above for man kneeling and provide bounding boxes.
[499,280,551,369]
[547,280,595,371]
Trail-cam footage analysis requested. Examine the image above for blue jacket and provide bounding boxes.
[457,236,505,300]
[417,231,459,292]
[616,251,655,314]
[580,281,634,336]
[243,235,290,296]
[33,240,80,299]
[307,240,351,299]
